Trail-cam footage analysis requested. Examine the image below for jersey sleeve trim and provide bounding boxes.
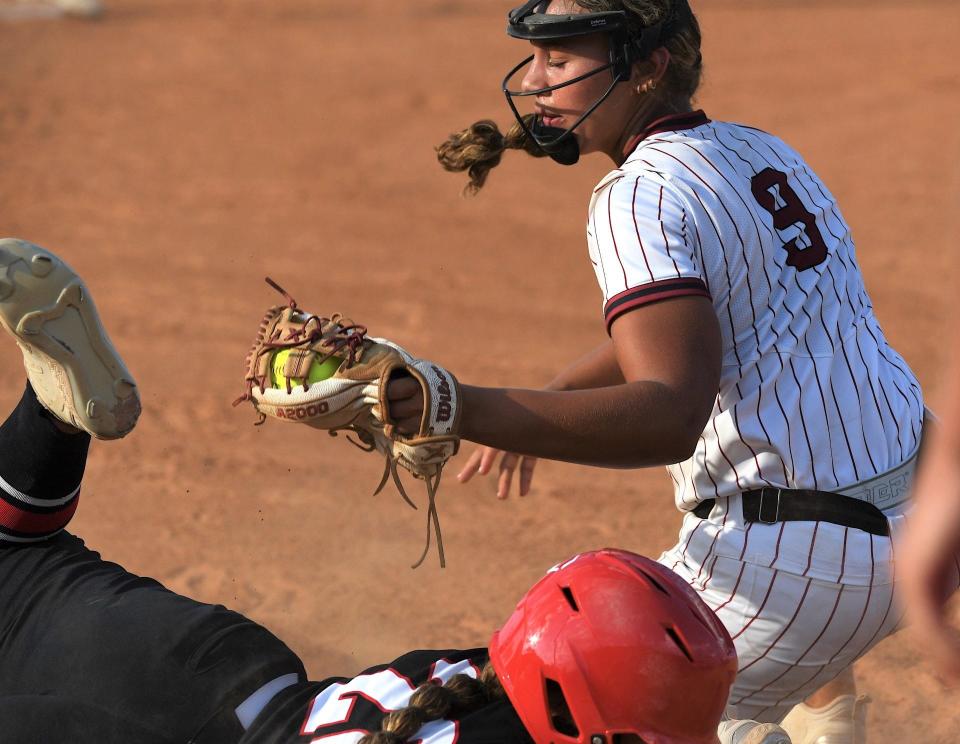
[604,277,711,334]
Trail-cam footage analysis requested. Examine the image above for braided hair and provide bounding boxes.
[436,115,549,196]
[357,663,506,744]
[436,0,703,194]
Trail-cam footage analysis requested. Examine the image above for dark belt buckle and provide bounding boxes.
[758,487,781,524]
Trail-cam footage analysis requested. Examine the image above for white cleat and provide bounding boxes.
[718,719,793,744]
[779,695,870,744]
[52,0,103,18]
[0,239,139,439]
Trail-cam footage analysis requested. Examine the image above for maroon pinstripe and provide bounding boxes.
[693,501,729,585]
[607,185,629,286]
[712,415,745,491]
[735,574,810,655]
[825,534,877,666]
[657,185,682,277]
[763,585,846,707]
[710,561,747,616]
[589,201,610,297]
[630,177,655,282]
[802,522,821,577]
[670,518,704,573]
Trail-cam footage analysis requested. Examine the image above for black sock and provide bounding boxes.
[0,383,90,541]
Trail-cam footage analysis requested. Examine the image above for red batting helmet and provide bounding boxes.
[488,549,736,744]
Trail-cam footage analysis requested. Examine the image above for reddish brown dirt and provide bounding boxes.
[1,0,958,740]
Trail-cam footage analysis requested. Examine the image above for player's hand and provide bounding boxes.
[386,376,424,436]
[457,446,538,499]
[898,444,960,685]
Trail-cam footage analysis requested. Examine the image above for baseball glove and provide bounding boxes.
[233,279,461,568]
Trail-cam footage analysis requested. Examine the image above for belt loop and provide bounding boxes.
[758,487,781,524]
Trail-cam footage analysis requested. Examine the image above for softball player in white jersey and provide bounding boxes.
[614,114,923,717]
[394,0,941,740]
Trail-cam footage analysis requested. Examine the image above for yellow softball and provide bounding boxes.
[270,348,342,388]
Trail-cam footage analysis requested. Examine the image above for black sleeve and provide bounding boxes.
[243,648,533,744]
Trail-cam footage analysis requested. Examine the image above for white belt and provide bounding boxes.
[836,425,927,512]
[837,456,915,511]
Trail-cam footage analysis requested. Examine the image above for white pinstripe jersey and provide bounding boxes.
[587,111,924,511]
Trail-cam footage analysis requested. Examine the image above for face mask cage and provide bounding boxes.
[502,0,664,166]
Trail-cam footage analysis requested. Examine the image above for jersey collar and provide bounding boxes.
[621,109,710,160]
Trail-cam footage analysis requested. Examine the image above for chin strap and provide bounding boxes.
[501,54,627,166]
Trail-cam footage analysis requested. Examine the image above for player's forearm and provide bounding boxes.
[545,340,625,391]
[458,382,705,468]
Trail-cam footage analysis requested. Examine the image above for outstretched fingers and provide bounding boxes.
[518,455,538,497]
[497,453,520,499]
[458,447,538,498]
[457,446,498,483]
[497,453,538,499]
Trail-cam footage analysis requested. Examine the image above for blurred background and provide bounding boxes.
[1,0,958,738]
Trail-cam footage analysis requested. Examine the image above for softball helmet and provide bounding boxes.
[502,0,694,165]
[489,549,736,744]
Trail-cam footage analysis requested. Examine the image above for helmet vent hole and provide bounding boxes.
[664,626,694,662]
[633,567,670,596]
[560,585,580,612]
[545,678,580,737]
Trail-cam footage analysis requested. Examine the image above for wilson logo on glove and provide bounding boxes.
[233,278,462,569]
[432,366,453,423]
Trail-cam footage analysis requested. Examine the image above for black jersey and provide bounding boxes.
[242,648,533,744]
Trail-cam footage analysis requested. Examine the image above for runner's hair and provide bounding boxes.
[357,662,506,743]
[436,0,702,194]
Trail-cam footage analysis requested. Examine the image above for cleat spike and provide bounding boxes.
[30,254,54,277]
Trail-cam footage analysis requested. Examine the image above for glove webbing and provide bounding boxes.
[232,278,368,413]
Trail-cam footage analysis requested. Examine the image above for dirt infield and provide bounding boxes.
[1,0,958,739]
